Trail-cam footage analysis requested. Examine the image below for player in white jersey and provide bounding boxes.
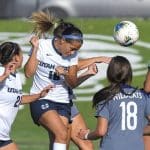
[78,56,150,150]
[24,11,111,150]
[0,42,52,150]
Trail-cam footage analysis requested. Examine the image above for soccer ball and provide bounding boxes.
[113,21,139,46]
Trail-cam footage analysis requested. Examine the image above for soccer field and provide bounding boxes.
[0,17,150,150]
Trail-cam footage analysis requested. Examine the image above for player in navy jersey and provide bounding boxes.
[78,56,150,150]
[24,11,111,150]
[0,42,52,150]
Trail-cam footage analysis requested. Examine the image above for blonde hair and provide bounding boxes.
[29,11,83,42]
[29,11,59,37]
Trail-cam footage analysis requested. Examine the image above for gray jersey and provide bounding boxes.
[96,85,150,150]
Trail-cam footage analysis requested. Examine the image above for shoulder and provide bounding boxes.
[0,66,5,76]
[39,39,52,47]
[39,39,54,52]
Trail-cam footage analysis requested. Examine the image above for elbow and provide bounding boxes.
[96,129,107,137]
[25,73,31,78]
[70,84,77,89]
[24,69,32,78]
[67,81,78,89]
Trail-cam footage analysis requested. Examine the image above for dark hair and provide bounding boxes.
[0,42,20,65]
[92,56,133,108]
[30,11,83,43]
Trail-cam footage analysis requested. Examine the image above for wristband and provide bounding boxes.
[84,132,89,140]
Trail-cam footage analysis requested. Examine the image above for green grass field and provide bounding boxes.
[0,17,150,150]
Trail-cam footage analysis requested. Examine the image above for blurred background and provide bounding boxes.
[0,0,150,18]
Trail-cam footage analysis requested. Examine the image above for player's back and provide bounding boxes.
[97,84,150,150]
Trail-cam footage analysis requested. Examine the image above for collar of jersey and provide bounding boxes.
[52,38,62,56]
[10,72,16,78]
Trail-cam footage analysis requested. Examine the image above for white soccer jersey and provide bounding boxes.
[0,67,22,140]
[30,39,78,103]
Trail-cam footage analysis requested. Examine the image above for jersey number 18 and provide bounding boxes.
[120,101,137,130]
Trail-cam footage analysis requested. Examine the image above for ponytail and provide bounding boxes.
[29,11,59,37]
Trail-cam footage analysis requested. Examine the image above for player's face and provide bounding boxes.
[12,51,23,69]
[60,40,82,57]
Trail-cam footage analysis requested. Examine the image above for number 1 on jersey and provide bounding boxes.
[120,101,137,130]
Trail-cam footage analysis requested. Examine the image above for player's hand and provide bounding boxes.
[39,85,55,98]
[78,129,90,140]
[4,61,16,76]
[30,36,39,49]
[55,66,69,76]
[87,63,98,76]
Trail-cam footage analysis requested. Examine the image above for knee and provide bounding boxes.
[55,128,68,143]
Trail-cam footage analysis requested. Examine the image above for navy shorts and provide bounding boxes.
[0,140,12,148]
[71,103,79,119]
[30,99,71,125]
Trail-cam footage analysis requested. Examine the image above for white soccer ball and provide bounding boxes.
[113,21,139,46]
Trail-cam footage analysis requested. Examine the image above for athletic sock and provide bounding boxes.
[53,142,66,150]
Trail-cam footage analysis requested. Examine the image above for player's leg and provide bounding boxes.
[39,110,69,148]
[70,104,94,150]
[30,100,70,150]
[48,131,55,150]
[0,141,19,150]
[48,121,71,150]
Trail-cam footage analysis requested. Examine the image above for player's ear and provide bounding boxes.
[60,38,66,44]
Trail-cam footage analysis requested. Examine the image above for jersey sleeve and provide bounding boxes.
[0,66,5,76]
[36,39,44,61]
[95,102,109,121]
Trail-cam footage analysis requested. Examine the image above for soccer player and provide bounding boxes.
[78,56,150,150]
[0,42,52,150]
[24,11,111,150]
[143,64,150,150]
[68,57,111,150]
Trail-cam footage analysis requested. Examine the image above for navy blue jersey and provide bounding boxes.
[96,85,150,150]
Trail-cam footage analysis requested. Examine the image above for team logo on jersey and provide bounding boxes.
[41,103,49,110]
[46,53,52,56]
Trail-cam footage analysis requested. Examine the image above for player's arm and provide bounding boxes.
[144,64,150,92]
[144,125,150,136]
[76,63,98,87]
[64,65,78,88]
[24,36,39,78]
[78,56,111,71]
[78,117,108,140]
[21,85,53,104]
[144,115,150,135]
[55,63,97,88]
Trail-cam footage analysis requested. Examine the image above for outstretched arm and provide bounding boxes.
[76,63,98,87]
[55,63,98,88]
[21,85,53,104]
[78,117,108,140]
[24,36,39,78]
[144,65,150,92]
[78,56,111,70]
